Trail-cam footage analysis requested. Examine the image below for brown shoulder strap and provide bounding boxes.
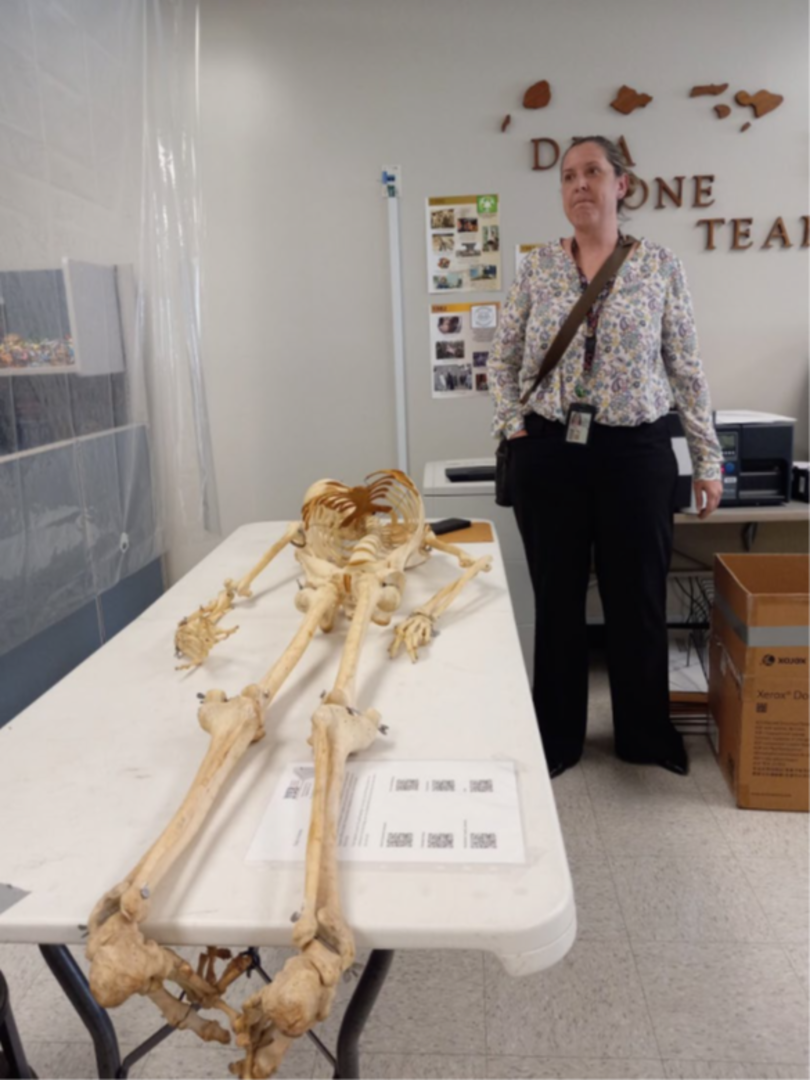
[519,235,637,407]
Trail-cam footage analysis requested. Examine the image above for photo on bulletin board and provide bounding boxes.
[426,195,501,293]
[429,301,499,399]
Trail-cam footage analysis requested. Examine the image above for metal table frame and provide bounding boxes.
[0,969,34,1080]
[1,523,577,1076]
[39,944,394,1079]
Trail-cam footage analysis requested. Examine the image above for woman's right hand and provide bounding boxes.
[508,430,528,440]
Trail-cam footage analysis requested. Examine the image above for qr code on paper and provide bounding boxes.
[471,833,497,849]
[470,779,493,793]
[395,779,419,791]
[386,832,414,848]
[431,779,456,792]
[427,833,454,849]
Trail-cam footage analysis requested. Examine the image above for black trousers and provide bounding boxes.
[511,412,684,767]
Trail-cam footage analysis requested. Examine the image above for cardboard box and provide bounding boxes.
[709,554,809,812]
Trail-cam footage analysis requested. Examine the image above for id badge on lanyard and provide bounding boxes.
[565,402,597,446]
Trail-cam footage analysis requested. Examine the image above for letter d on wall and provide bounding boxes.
[531,138,561,171]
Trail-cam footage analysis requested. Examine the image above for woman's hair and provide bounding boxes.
[561,135,633,217]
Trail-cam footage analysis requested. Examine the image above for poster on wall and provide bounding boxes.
[426,195,501,293]
[515,243,542,275]
[430,301,499,399]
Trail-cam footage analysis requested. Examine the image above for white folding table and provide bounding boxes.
[0,521,575,1077]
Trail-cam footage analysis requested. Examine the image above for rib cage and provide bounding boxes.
[347,534,386,568]
[301,470,424,568]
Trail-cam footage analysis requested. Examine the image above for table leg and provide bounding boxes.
[1,969,34,1079]
[39,946,122,1079]
[37,944,393,1080]
[334,950,394,1080]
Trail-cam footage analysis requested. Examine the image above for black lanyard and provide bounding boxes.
[570,233,624,373]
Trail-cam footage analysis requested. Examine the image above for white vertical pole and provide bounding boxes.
[384,170,408,473]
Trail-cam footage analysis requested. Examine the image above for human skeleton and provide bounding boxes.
[85,470,491,1078]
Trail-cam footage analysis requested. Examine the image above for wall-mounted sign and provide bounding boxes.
[426,195,501,292]
[429,302,499,399]
[527,136,808,252]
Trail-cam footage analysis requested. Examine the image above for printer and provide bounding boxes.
[714,412,794,506]
[670,410,794,508]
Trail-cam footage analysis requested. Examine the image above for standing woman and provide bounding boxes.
[488,136,723,778]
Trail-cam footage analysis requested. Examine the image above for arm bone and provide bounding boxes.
[390,555,492,661]
[174,522,303,668]
[423,528,479,568]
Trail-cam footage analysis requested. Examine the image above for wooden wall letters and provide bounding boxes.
[527,134,807,252]
[531,138,561,171]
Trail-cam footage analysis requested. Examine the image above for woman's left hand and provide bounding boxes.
[693,479,723,519]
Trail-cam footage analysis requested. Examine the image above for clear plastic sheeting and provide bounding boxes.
[140,0,221,543]
[0,0,218,671]
[0,426,159,657]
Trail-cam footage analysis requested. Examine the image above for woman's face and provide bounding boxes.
[560,143,628,232]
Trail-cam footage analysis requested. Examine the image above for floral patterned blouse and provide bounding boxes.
[487,238,723,481]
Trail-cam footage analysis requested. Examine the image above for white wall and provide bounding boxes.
[199,0,808,549]
[0,0,142,271]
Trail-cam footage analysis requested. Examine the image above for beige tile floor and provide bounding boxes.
[2,664,808,1080]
